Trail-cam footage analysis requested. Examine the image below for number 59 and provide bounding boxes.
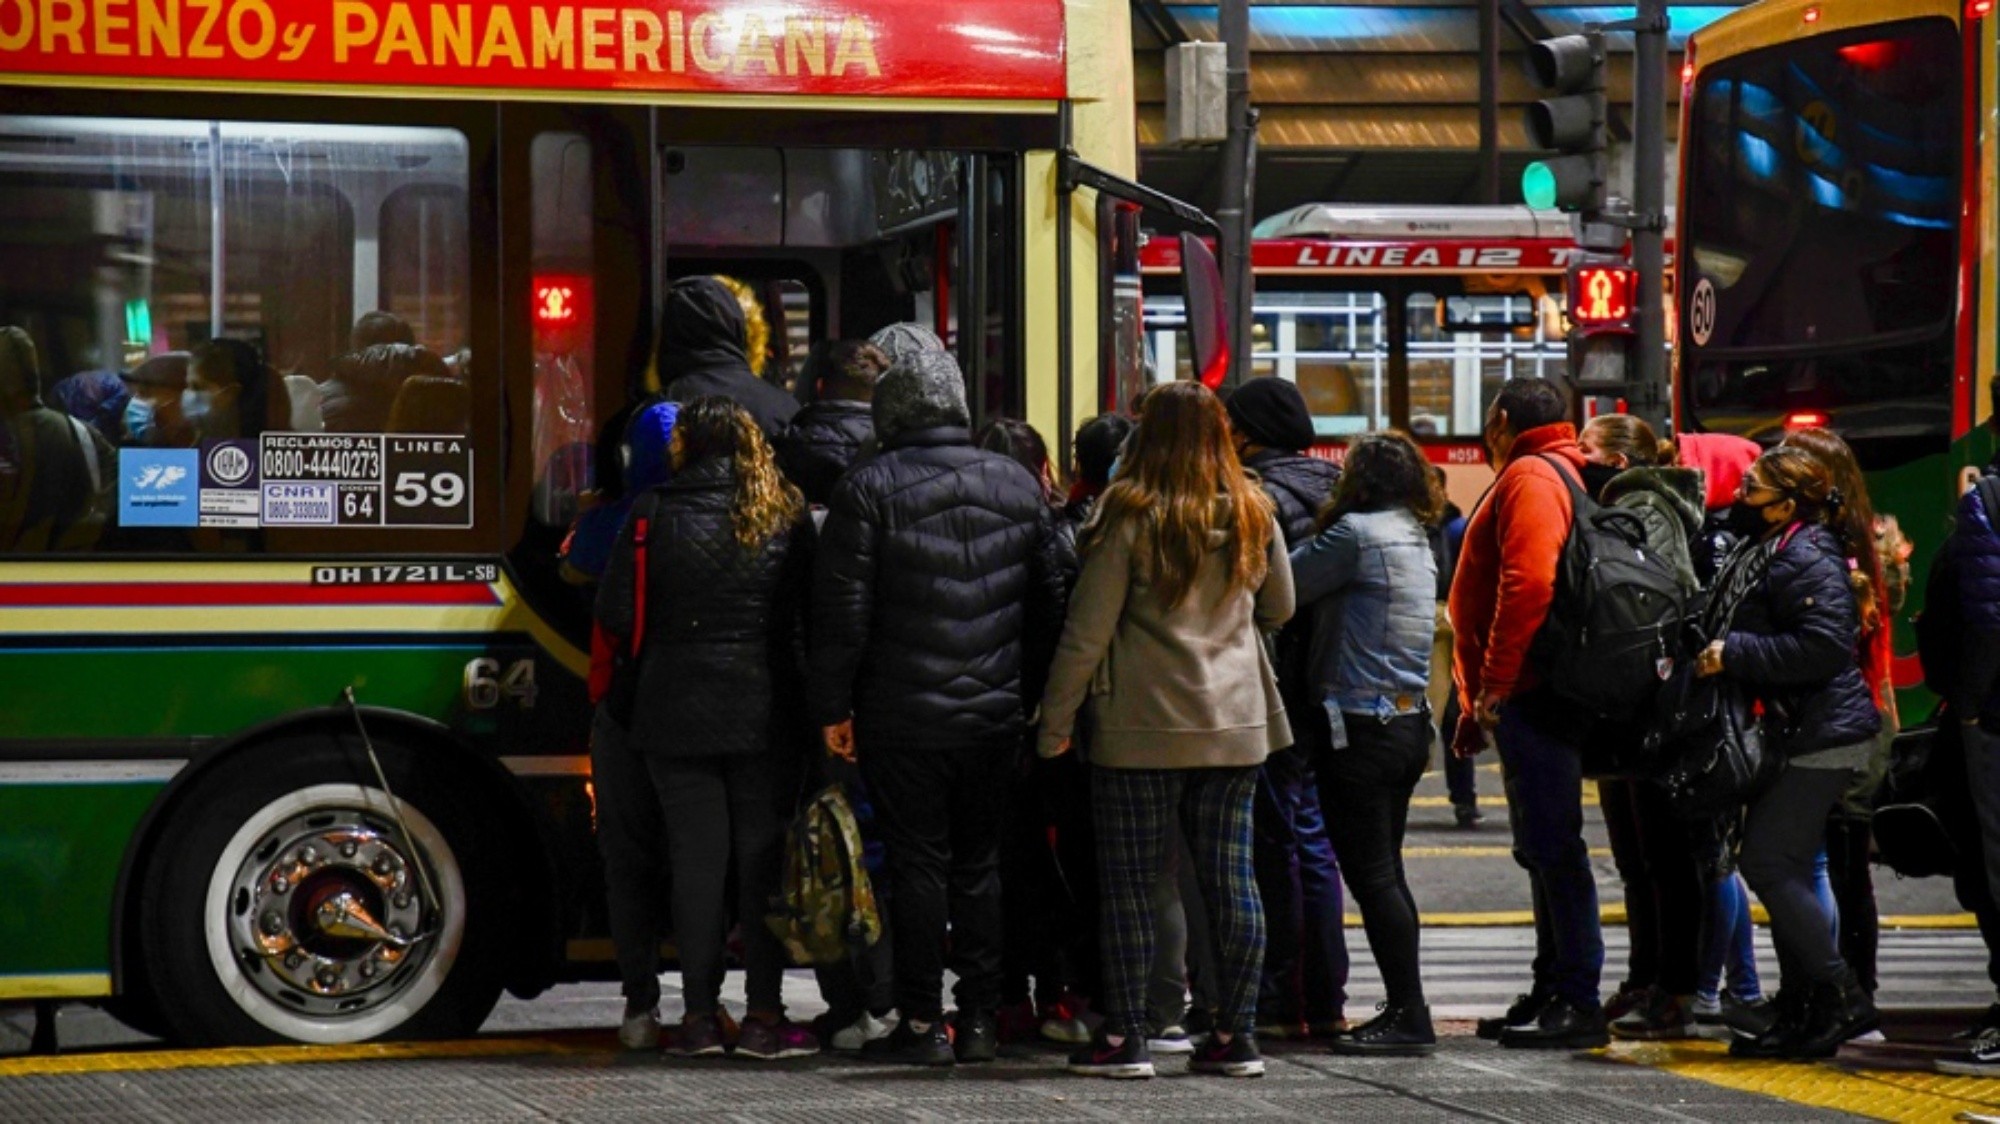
[393,471,466,508]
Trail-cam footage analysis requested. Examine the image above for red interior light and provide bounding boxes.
[1803,6,1821,23]
[1972,0,1995,19]
[1785,410,1830,430]
[533,274,590,331]
[1681,60,1696,84]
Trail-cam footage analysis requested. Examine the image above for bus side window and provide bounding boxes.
[530,133,597,531]
[0,115,475,555]
[1285,292,1383,438]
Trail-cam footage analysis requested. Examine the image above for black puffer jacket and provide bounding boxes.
[1243,449,1342,548]
[596,458,814,757]
[809,427,1068,748]
[1722,522,1882,757]
[658,277,799,437]
[777,398,873,505]
[320,344,448,433]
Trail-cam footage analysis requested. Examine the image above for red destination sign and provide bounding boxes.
[0,0,1066,100]
[1142,238,1581,274]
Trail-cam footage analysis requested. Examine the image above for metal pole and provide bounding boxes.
[1632,0,1669,425]
[1218,0,1256,388]
[1478,0,1501,203]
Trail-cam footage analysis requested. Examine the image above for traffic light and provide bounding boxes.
[1566,254,1635,387]
[1522,32,1608,215]
[1567,262,1637,330]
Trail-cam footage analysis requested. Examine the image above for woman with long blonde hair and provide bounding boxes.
[595,395,816,1059]
[1040,380,1294,1080]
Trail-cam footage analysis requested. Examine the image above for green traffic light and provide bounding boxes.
[1522,162,1558,210]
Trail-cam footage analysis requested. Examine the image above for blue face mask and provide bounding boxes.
[181,388,212,433]
[124,396,158,444]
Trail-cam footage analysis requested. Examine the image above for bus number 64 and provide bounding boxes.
[464,658,539,710]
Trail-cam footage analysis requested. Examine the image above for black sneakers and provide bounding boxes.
[1330,1003,1437,1057]
[1497,997,1610,1050]
[1190,1032,1265,1077]
[1068,1032,1155,1079]
[863,1019,955,1066]
[953,1010,999,1064]
[1477,989,1551,1041]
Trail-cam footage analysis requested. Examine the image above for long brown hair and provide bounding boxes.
[1781,426,1885,623]
[671,396,803,550]
[1580,414,1675,468]
[1319,431,1444,530]
[1749,444,1881,635]
[1088,381,1273,607]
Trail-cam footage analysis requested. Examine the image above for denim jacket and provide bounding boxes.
[1289,507,1438,747]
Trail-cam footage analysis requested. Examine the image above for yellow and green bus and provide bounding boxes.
[1677,0,1993,710]
[0,0,1192,1046]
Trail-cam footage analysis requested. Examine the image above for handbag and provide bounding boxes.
[1645,543,1783,817]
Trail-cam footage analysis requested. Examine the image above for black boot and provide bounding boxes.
[1476,988,1551,1041]
[1786,969,1879,1060]
[1330,1003,1436,1057]
[1498,997,1610,1050]
[1727,988,1808,1059]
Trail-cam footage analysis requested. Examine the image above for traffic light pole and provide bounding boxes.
[1218,0,1257,390]
[1629,0,1670,425]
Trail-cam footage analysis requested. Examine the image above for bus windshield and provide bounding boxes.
[1681,17,1959,450]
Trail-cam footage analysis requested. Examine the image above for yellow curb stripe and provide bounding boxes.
[1609,1039,2000,1124]
[1342,909,1978,929]
[0,1036,599,1079]
[0,974,111,1001]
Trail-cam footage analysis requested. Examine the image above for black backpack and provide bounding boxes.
[1530,455,1689,722]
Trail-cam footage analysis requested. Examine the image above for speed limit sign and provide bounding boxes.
[1689,278,1717,347]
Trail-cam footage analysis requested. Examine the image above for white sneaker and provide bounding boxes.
[831,1010,896,1052]
[618,1007,660,1050]
[1146,1025,1196,1054]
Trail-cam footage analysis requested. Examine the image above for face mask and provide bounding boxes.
[1724,498,1777,538]
[124,396,158,444]
[181,389,213,433]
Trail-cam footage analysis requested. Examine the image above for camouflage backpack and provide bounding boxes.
[766,784,882,964]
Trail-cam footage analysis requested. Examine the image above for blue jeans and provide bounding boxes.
[1253,742,1350,1025]
[1696,872,1763,1003]
[1496,699,1604,1008]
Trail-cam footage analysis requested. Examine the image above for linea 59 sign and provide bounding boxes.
[0,0,1067,100]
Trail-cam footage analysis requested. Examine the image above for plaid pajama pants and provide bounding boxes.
[1093,764,1264,1036]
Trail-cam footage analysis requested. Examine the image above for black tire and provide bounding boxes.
[137,736,506,1046]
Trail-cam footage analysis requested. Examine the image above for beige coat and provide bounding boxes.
[1038,506,1294,768]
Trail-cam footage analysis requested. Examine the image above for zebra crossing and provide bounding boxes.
[1344,926,1994,1020]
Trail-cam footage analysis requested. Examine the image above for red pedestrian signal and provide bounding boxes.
[1568,263,1637,330]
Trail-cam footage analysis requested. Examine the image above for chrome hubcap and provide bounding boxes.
[227,814,434,1017]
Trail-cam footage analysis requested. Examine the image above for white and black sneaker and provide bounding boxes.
[1937,1028,2000,1077]
[1145,1024,1196,1055]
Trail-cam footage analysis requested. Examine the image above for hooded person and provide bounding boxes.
[561,399,680,585]
[777,340,889,506]
[868,323,946,371]
[808,346,1070,1066]
[1676,430,1765,584]
[0,326,113,551]
[658,276,799,437]
[120,352,194,447]
[1222,375,1349,1038]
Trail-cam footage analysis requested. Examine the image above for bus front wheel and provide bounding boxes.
[138,743,506,1046]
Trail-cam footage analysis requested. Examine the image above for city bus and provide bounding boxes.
[1139,205,1592,511]
[1676,0,1988,704]
[0,0,1181,1046]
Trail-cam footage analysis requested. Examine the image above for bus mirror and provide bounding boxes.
[1180,233,1230,390]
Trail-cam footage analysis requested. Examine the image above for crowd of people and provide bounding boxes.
[569,271,2000,1081]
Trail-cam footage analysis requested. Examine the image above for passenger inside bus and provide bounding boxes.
[320,342,451,434]
[120,353,194,448]
[186,338,275,442]
[0,325,114,553]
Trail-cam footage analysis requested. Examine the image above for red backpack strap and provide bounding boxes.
[629,492,660,659]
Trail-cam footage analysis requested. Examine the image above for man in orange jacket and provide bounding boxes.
[1447,377,1608,1050]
